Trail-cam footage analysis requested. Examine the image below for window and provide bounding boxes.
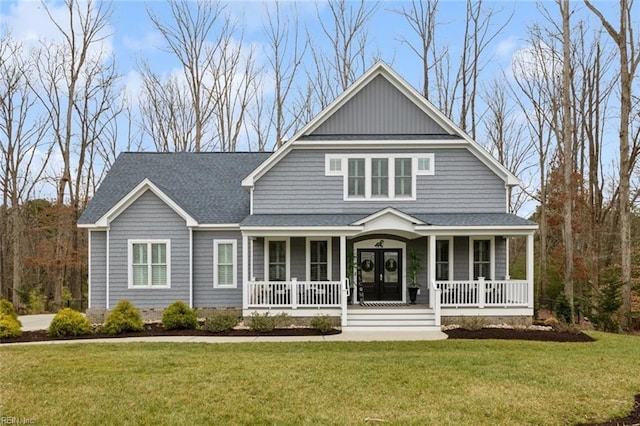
[214,240,237,288]
[435,239,450,281]
[129,240,170,288]
[326,153,434,200]
[308,239,331,281]
[268,239,288,281]
[395,158,412,196]
[348,158,366,197]
[371,158,389,197]
[473,239,491,279]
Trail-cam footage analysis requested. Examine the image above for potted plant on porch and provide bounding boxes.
[407,249,424,304]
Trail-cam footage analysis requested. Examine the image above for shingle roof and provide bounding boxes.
[78,152,271,225]
[240,213,537,228]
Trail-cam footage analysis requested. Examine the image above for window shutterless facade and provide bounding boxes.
[473,239,491,279]
[326,153,434,200]
[435,239,450,281]
[214,240,237,288]
[128,240,170,288]
[309,239,330,281]
[266,239,289,281]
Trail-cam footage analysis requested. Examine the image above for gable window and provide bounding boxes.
[267,239,289,281]
[129,240,170,288]
[435,239,450,281]
[371,158,389,197]
[308,239,332,281]
[326,153,434,201]
[348,158,366,197]
[473,239,491,279]
[214,240,237,288]
[395,158,412,196]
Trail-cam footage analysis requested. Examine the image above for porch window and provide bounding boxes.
[268,240,287,281]
[436,239,449,281]
[214,240,237,288]
[473,239,491,279]
[348,158,365,197]
[371,158,389,197]
[129,240,170,288]
[395,158,412,196]
[309,240,329,281]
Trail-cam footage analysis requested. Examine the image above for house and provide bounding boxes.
[78,62,538,330]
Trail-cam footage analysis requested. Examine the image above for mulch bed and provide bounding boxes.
[444,327,596,342]
[1,323,340,344]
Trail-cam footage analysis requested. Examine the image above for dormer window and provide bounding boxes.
[326,153,434,201]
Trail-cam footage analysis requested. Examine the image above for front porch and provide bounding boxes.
[240,210,537,328]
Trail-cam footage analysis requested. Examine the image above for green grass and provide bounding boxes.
[1,332,639,425]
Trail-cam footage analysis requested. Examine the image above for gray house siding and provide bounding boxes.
[290,237,305,280]
[108,190,190,308]
[252,238,264,281]
[495,237,507,280]
[193,230,243,308]
[89,231,107,308]
[453,236,469,281]
[408,237,429,304]
[253,148,506,215]
[312,75,448,135]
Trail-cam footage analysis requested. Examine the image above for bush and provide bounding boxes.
[0,313,22,339]
[0,298,20,323]
[28,288,47,314]
[103,300,144,335]
[459,316,488,331]
[310,315,334,333]
[48,308,92,337]
[543,317,559,328]
[248,312,289,333]
[555,292,573,324]
[203,312,240,333]
[162,301,198,330]
[591,280,624,333]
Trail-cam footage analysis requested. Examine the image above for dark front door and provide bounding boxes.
[358,249,402,301]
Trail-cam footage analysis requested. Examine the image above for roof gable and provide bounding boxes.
[243,61,520,188]
[312,74,448,136]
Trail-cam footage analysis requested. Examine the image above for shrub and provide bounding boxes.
[0,313,22,339]
[555,292,573,324]
[28,288,47,314]
[48,308,92,337]
[203,312,240,333]
[310,315,334,333]
[162,301,198,330]
[543,317,560,328]
[591,280,624,333]
[103,300,144,335]
[459,316,488,331]
[0,298,19,322]
[248,312,289,333]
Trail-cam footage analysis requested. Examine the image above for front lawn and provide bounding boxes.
[1,332,639,425]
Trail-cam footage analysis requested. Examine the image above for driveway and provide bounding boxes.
[17,314,57,331]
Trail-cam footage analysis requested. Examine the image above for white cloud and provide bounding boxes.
[495,36,520,61]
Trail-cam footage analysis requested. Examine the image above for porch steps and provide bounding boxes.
[344,306,440,332]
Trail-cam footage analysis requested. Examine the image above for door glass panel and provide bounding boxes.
[360,251,375,283]
[383,252,399,283]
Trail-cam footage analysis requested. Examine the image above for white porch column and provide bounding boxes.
[526,233,535,308]
[340,235,347,327]
[428,234,436,307]
[504,237,511,280]
[242,234,249,311]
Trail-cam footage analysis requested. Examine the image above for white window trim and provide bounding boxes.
[306,238,333,281]
[214,239,238,288]
[128,239,171,289]
[325,153,435,201]
[436,237,454,282]
[264,237,291,282]
[469,237,495,281]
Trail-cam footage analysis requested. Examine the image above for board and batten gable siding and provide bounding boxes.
[312,75,448,135]
[192,230,243,308]
[89,231,107,308]
[108,190,190,308]
[252,148,507,215]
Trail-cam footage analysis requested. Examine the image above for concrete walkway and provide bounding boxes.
[9,314,447,345]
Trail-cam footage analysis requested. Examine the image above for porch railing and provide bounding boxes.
[435,279,529,307]
[246,279,342,308]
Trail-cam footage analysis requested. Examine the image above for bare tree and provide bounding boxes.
[306,0,379,110]
[394,0,441,98]
[34,0,119,304]
[0,32,52,304]
[144,0,226,152]
[585,0,640,328]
